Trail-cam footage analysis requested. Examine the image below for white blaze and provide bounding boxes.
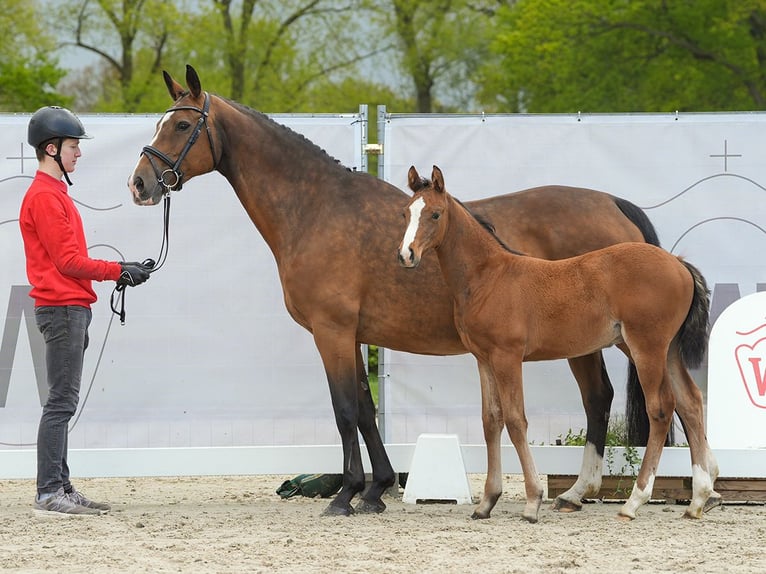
[129,111,174,187]
[400,197,425,260]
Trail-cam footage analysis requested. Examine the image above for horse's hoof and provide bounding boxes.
[470,510,490,520]
[355,498,386,514]
[703,494,723,513]
[616,512,634,522]
[521,514,539,524]
[552,497,582,513]
[321,503,355,517]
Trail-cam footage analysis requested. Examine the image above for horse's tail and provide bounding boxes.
[614,196,665,446]
[675,259,711,369]
[613,196,660,247]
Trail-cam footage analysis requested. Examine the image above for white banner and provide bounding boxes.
[381,111,766,444]
[0,112,363,451]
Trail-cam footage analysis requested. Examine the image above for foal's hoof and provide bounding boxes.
[552,497,582,513]
[704,494,723,513]
[355,498,386,514]
[321,502,354,517]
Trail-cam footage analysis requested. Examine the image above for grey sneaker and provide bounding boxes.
[68,489,111,512]
[33,488,102,516]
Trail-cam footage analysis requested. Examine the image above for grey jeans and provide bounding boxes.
[34,305,91,495]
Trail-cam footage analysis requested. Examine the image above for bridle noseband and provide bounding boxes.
[141,91,218,194]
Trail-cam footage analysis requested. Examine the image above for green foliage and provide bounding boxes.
[558,416,641,494]
[480,0,766,112]
[0,0,70,110]
[7,0,766,114]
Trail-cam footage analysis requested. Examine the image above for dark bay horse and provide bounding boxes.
[129,65,658,516]
[399,165,719,521]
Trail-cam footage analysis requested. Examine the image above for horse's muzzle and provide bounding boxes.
[398,247,419,268]
[127,174,162,206]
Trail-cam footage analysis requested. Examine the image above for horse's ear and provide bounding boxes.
[186,65,202,98]
[163,71,186,101]
[431,166,445,194]
[407,166,422,193]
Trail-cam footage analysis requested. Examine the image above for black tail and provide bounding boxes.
[613,196,665,446]
[613,196,660,247]
[676,260,711,369]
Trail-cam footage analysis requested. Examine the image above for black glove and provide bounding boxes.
[117,262,152,287]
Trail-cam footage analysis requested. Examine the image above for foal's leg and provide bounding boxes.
[354,345,396,514]
[619,355,675,520]
[313,328,367,516]
[493,353,544,523]
[667,356,720,518]
[472,360,505,519]
[552,352,613,512]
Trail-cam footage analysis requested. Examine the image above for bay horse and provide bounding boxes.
[129,65,660,517]
[398,165,719,521]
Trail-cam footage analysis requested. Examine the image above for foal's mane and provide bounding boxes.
[221,97,352,171]
[418,177,523,255]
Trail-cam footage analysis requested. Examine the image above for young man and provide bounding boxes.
[19,106,152,516]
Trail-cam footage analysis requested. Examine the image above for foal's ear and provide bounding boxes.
[163,71,186,101]
[407,166,423,193]
[431,165,445,194]
[185,65,202,98]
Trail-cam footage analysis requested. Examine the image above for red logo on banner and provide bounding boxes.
[734,323,766,410]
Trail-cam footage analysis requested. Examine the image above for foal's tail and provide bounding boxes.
[675,259,711,369]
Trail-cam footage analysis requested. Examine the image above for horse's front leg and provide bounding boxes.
[354,345,396,514]
[472,359,504,519]
[552,353,613,512]
[493,351,543,523]
[313,329,366,517]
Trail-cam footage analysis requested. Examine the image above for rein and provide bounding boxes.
[110,195,171,324]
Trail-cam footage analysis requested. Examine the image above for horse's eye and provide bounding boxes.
[176,121,191,131]
[431,212,440,220]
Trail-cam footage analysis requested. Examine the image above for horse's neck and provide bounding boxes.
[436,197,511,298]
[215,104,338,257]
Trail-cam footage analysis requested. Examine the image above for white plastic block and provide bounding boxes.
[402,433,473,504]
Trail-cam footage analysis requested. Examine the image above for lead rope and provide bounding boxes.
[110,194,171,324]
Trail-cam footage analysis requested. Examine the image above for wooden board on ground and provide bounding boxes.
[547,475,766,503]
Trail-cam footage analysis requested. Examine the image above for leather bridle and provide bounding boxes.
[141,91,218,194]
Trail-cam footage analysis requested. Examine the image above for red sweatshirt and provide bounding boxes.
[19,170,122,308]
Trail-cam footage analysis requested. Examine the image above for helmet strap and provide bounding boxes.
[46,137,73,185]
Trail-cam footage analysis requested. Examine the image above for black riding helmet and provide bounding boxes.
[28,106,92,185]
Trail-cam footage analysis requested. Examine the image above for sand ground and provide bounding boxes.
[1,474,764,574]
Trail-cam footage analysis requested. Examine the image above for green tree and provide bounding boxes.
[194,0,388,112]
[480,0,766,113]
[377,0,494,112]
[53,0,189,112]
[0,0,71,111]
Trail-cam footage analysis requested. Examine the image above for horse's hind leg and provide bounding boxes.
[553,352,613,512]
[668,355,719,518]
[618,352,675,520]
[472,360,504,519]
[354,345,396,514]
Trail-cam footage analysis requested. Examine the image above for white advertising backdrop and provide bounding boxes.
[380,111,766,446]
[0,111,363,456]
[1,109,764,478]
